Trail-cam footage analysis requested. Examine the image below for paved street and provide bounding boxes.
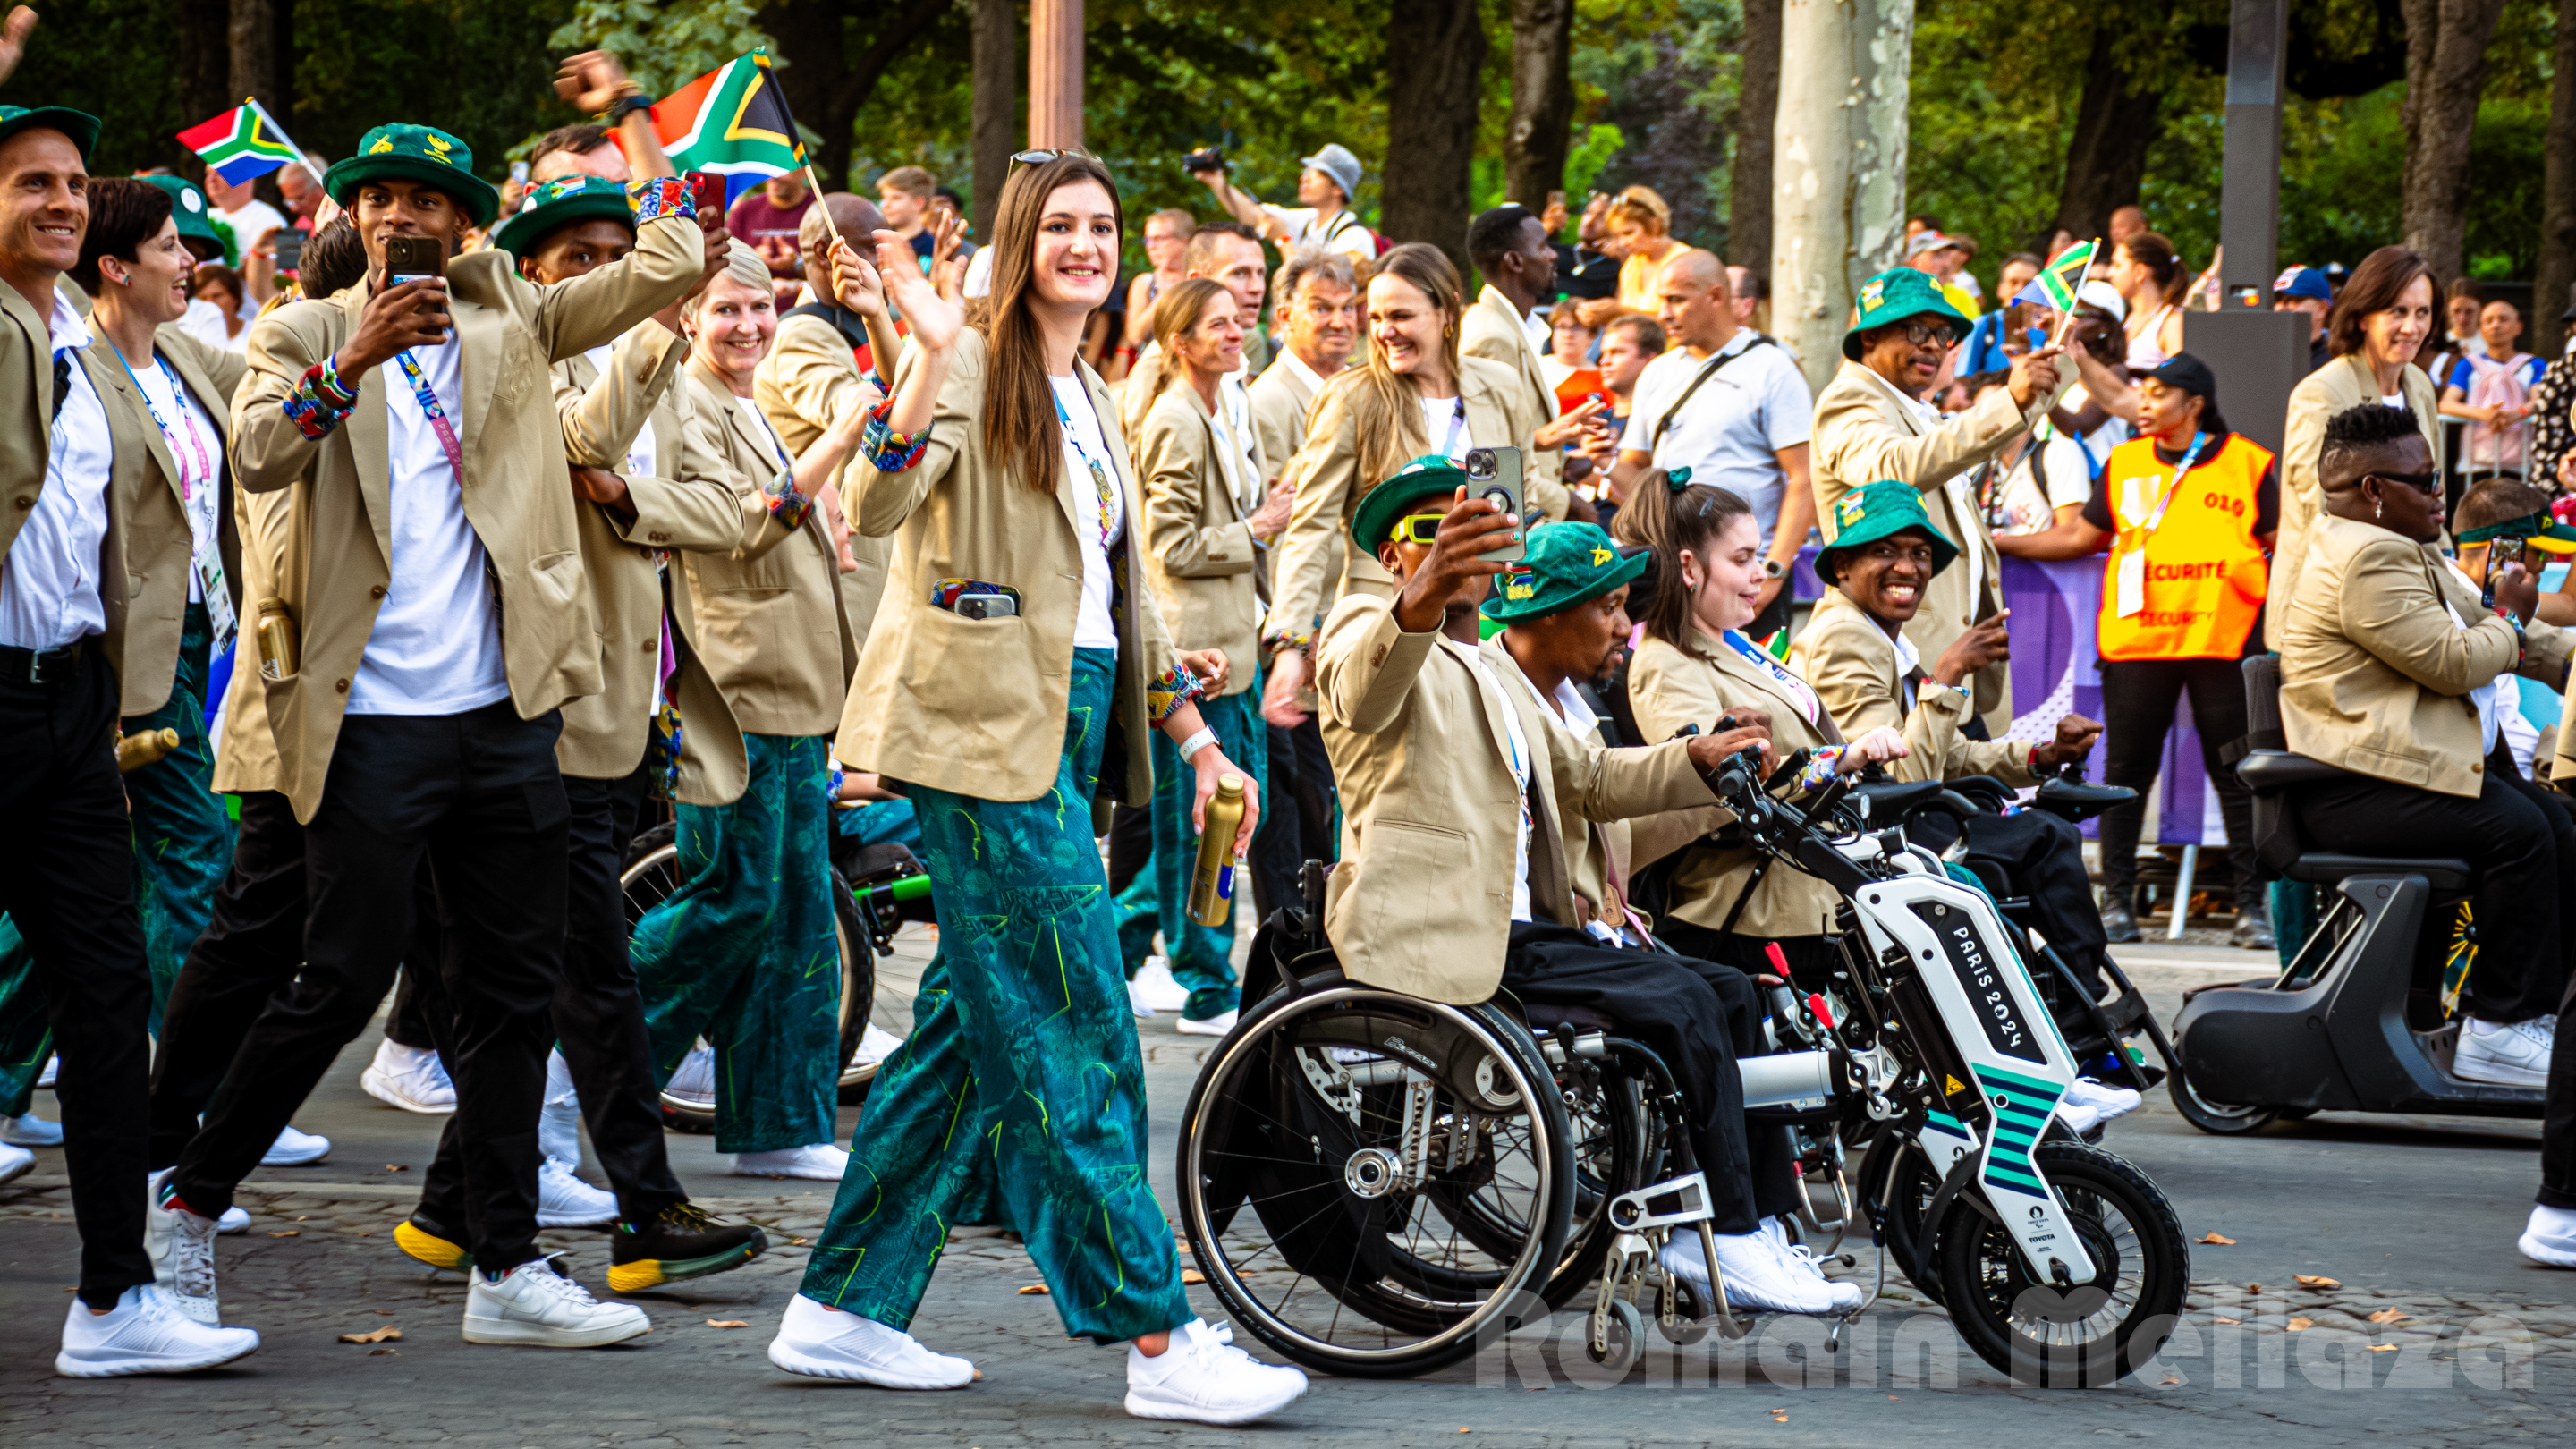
[4,933,2572,1446]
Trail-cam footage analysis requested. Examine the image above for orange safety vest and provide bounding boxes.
[2095,432,2273,661]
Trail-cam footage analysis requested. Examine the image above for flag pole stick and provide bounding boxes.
[245,97,326,191]
[804,160,840,246]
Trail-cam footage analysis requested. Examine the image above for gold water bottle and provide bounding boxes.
[255,597,300,682]
[1186,775,1247,928]
[116,727,180,773]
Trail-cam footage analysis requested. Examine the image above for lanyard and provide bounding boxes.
[1434,395,1467,460]
[2127,431,2211,538]
[104,340,216,501]
[1054,386,1119,549]
[1723,629,1819,725]
[394,351,466,480]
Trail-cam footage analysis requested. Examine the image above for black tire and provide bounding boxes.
[2165,1045,2282,1136]
[1936,1139,2190,1388]
[1432,1044,1648,1310]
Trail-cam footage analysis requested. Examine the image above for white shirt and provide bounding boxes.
[348,342,511,716]
[176,297,243,352]
[1996,433,2097,535]
[1460,642,1535,923]
[1052,375,1125,650]
[580,344,659,479]
[216,197,291,256]
[1619,331,1814,550]
[125,350,225,605]
[2439,564,2502,756]
[1262,205,1375,262]
[0,293,112,650]
[1894,630,1924,712]
[1417,394,1471,463]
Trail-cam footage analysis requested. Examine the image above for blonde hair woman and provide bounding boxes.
[1116,277,1295,1031]
[1262,242,1541,719]
[770,153,1302,1426]
[1578,185,1679,327]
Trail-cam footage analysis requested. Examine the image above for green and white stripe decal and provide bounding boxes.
[1971,1063,2064,1200]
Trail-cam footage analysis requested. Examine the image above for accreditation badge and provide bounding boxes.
[2114,535,2147,619]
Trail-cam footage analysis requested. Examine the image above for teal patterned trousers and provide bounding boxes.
[1114,680,1264,1019]
[800,648,1191,1343]
[631,732,842,1154]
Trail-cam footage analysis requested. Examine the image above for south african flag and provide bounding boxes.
[178,101,302,186]
[2010,238,2098,313]
[653,50,809,182]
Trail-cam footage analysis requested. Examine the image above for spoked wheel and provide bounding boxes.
[1430,1042,1648,1309]
[1175,981,1574,1378]
[619,834,876,1126]
[1936,1139,2190,1387]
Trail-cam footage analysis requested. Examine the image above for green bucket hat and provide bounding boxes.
[0,105,100,162]
[324,123,501,227]
[1350,454,1470,549]
[139,175,225,261]
[1480,521,1648,623]
[1818,479,1959,584]
[2456,509,2576,555]
[488,175,637,258]
[1842,267,1972,361]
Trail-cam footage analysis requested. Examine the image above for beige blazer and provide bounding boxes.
[836,329,1183,807]
[1134,378,1259,693]
[755,310,894,661]
[1810,359,2048,716]
[1246,351,1321,488]
[1315,594,1709,1003]
[2278,513,2572,797]
[222,210,701,822]
[1270,356,1539,649]
[2269,352,2444,651]
[676,360,856,740]
[74,326,247,716]
[1627,628,1845,936]
[549,326,750,793]
[0,282,58,565]
[1460,284,1573,520]
[1789,589,2037,786]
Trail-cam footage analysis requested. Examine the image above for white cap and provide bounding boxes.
[2077,279,2126,321]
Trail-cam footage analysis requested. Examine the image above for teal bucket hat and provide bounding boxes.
[138,174,225,261]
[1350,454,1470,549]
[1818,479,1959,583]
[1843,267,1972,360]
[488,175,637,258]
[0,105,100,162]
[1480,521,1648,623]
[324,123,501,227]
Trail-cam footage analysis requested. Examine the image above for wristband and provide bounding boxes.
[1177,727,1219,763]
[605,92,656,126]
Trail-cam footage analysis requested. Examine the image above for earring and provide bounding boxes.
[2375,500,2384,520]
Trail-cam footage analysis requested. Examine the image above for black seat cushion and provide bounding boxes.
[2287,853,2472,893]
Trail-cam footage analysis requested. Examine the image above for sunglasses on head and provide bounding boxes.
[1389,513,1445,545]
[1011,148,1100,167]
[2368,470,2442,496]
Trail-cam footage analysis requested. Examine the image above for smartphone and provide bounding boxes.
[380,235,448,343]
[1463,445,1525,565]
[956,594,1017,621]
[509,159,530,186]
[272,228,303,275]
[684,170,725,217]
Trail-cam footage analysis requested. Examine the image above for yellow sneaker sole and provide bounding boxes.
[607,1233,766,1294]
[394,1218,472,1272]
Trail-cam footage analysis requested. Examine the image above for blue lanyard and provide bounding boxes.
[102,339,216,500]
[1722,629,1818,724]
[1435,395,1467,459]
[1053,386,1118,548]
[393,351,466,479]
[2130,431,2212,537]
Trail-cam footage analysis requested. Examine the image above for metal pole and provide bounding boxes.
[1028,0,1083,150]
[2166,844,2198,942]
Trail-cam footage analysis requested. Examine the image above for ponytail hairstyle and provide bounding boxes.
[1142,275,1231,411]
[1315,241,1467,492]
[2118,231,2179,295]
[1639,482,1754,660]
[971,150,1127,495]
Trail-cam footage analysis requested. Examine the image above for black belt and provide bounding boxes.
[0,637,91,686]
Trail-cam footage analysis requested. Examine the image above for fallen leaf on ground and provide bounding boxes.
[2366,1308,2409,1325]
[268,1230,300,1237]
[1017,1284,1048,1295]
[789,1237,809,1247]
[2160,1375,2181,1385]
[374,1309,395,1316]
[2293,1275,2341,1290]
[972,1369,984,1380]
[1181,1269,1206,1285]
[2214,1317,2241,1325]
[369,1347,398,1356]
[383,1165,409,1173]
[2197,1232,2234,1245]
[2287,1318,2313,1331]
[2369,1344,2398,1352]
[706,1319,749,1329]
[338,1326,402,1344]
[2246,1284,2263,1293]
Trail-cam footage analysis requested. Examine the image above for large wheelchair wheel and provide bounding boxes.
[1936,1139,2190,1388]
[619,826,875,1126]
[1175,977,1575,1378]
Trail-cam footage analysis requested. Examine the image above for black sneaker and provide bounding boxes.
[606,1203,767,1292]
[2100,901,2140,944]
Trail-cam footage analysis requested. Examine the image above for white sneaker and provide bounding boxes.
[856,1022,905,1070]
[539,1049,583,1165]
[2056,1078,2144,1135]
[1662,1228,1857,1316]
[1124,1317,1308,1425]
[143,1171,224,1327]
[767,1293,974,1387]
[1131,956,1192,1014]
[1126,978,1157,1019]
[538,1156,619,1226]
[2519,1204,2576,1268]
[665,1043,716,1108]
[55,1283,258,1377]
[1175,1009,1238,1038]
[37,1054,55,1088]
[462,1258,650,1348]
[360,1039,457,1114]
[2458,1018,2555,1088]
[731,1143,851,1181]
[217,1206,250,1234]
[3,1111,64,1146]
[0,1139,32,1186]
[260,1123,331,1166]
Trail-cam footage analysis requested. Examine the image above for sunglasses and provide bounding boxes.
[1389,514,1445,545]
[2368,470,2442,496]
[1892,320,1952,347]
[1011,148,1101,167]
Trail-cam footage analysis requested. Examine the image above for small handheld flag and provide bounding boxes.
[653,51,808,182]
[179,99,317,188]
[2010,238,2098,314]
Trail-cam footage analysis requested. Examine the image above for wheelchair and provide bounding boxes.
[1177,749,2191,1388]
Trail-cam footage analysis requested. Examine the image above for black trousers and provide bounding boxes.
[2096,656,2261,902]
[1501,920,1801,1235]
[173,702,571,1271]
[0,651,154,1308]
[2543,971,2576,1209]
[148,791,308,1171]
[1106,801,1153,902]
[384,958,440,1050]
[2293,746,2576,1024]
[1250,717,1335,924]
[414,766,685,1228]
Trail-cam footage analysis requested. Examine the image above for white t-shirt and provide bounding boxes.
[1461,642,1535,923]
[1996,434,2097,535]
[582,343,659,479]
[1052,375,1125,650]
[1262,205,1375,262]
[176,297,242,352]
[349,343,511,716]
[0,293,111,650]
[1619,332,1814,550]
[127,353,225,605]
[217,197,291,256]
[1418,394,1471,463]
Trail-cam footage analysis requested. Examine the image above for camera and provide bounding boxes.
[1182,147,1225,174]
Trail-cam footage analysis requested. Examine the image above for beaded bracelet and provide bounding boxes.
[1793,747,1847,792]
[629,175,693,224]
[282,359,360,440]
[860,397,931,472]
[761,470,814,531]
[1147,663,1205,722]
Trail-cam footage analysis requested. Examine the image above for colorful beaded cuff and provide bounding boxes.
[860,398,930,472]
[1147,664,1205,722]
[1793,747,1846,792]
[282,359,360,440]
[629,175,693,224]
[761,469,814,531]
[1261,626,1315,654]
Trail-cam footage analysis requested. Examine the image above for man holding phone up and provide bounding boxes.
[154,51,722,1351]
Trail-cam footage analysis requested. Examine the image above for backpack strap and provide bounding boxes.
[1648,335,1772,452]
[781,302,872,352]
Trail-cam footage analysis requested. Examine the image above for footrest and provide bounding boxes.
[2285,854,2472,892]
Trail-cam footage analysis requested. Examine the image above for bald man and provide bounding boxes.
[1600,249,1816,633]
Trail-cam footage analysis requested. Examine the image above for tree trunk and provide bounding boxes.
[767,0,852,187]
[1383,0,1487,270]
[971,0,1017,239]
[1504,0,1574,211]
[1028,0,1081,149]
[2048,21,2162,244]
[1848,0,1911,280]
[226,0,275,114]
[2399,0,2510,286]
[181,0,231,142]
[1771,0,1852,394]
[2538,0,2576,357]
[1727,0,1780,276]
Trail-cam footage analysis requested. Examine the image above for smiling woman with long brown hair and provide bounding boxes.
[769,152,1303,1426]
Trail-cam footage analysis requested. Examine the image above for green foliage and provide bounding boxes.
[1563,121,1625,199]
[547,0,778,98]
[0,0,186,174]
[293,0,577,169]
